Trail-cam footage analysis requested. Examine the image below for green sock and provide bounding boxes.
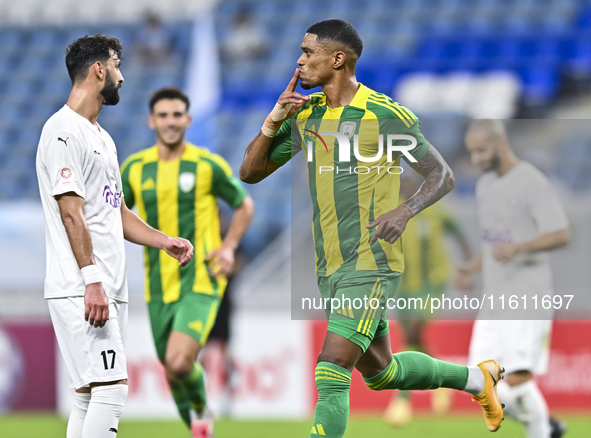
[310,362,351,438]
[170,383,191,427]
[364,352,468,391]
[180,362,207,414]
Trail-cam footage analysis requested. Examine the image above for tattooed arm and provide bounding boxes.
[366,145,454,244]
[404,144,455,216]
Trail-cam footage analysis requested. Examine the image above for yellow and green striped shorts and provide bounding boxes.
[317,270,402,352]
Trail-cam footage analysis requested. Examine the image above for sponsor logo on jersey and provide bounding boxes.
[60,168,72,179]
[103,185,122,208]
[482,229,512,244]
[57,136,69,146]
[179,172,196,193]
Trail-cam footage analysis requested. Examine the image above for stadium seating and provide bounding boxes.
[2,0,591,256]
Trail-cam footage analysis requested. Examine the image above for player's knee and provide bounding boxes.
[90,383,128,407]
[165,354,194,379]
[505,370,532,387]
[317,352,355,371]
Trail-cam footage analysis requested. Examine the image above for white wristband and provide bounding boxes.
[261,124,278,138]
[269,101,294,122]
[81,265,102,286]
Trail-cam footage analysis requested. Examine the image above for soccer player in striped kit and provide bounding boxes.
[121,87,254,438]
[240,19,505,438]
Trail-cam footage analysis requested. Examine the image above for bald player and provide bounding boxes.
[456,120,570,438]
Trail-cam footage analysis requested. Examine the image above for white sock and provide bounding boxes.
[464,366,485,395]
[511,380,550,438]
[67,392,91,438]
[82,384,128,438]
[496,380,520,419]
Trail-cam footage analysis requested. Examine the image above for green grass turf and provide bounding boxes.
[1,413,589,437]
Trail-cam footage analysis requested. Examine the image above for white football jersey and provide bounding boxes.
[36,105,128,301]
[476,161,568,299]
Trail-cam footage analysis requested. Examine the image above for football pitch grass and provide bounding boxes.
[2,413,590,438]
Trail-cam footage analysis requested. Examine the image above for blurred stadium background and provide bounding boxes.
[1,0,591,437]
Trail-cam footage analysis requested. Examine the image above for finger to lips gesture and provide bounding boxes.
[275,69,310,120]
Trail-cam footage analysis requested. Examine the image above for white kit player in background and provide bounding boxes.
[35,35,194,438]
[455,120,570,438]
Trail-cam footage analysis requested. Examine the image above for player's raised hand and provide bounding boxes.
[262,69,310,137]
[277,68,310,117]
[205,245,235,279]
[366,204,414,245]
[163,237,194,267]
[84,283,109,328]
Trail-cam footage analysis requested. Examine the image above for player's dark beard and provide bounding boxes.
[101,70,120,106]
[487,153,501,171]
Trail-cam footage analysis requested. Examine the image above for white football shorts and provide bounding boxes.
[48,296,128,389]
[468,319,552,375]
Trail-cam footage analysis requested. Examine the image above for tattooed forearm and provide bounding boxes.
[403,145,455,216]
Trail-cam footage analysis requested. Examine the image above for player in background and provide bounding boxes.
[36,35,193,438]
[456,120,569,438]
[384,172,471,426]
[240,19,504,437]
[120,87,254,438]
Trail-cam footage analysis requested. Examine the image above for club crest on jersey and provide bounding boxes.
[179,172,195,193]
[340,121,356,139]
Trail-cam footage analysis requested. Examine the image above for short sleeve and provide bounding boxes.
[268,115,300,166]
[402,120,430,163]
[528,172,569,234]
[371,100,430,164]
[208,155,248,208]
[44,131,86,199]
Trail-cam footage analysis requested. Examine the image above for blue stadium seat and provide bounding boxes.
[0,29,26,59]
[517,65,559,103]
[562,34,591,73]
[577,6,591,29]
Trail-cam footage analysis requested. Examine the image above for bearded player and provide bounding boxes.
[240,19,505,437]
[457,120,569,438]
[36,35,193,438]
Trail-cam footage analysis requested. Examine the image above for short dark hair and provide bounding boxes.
[149,87,191,113]
[65,34,123,84]
[306,19,363,58]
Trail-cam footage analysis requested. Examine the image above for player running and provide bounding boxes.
[36,35,193,438]
[240,19,504,437]
[120,87,254,438]
[456,120,569,438]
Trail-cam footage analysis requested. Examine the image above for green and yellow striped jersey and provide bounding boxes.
[120,143,247,303]
[269,84,429,277]
[398,199,462,292]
